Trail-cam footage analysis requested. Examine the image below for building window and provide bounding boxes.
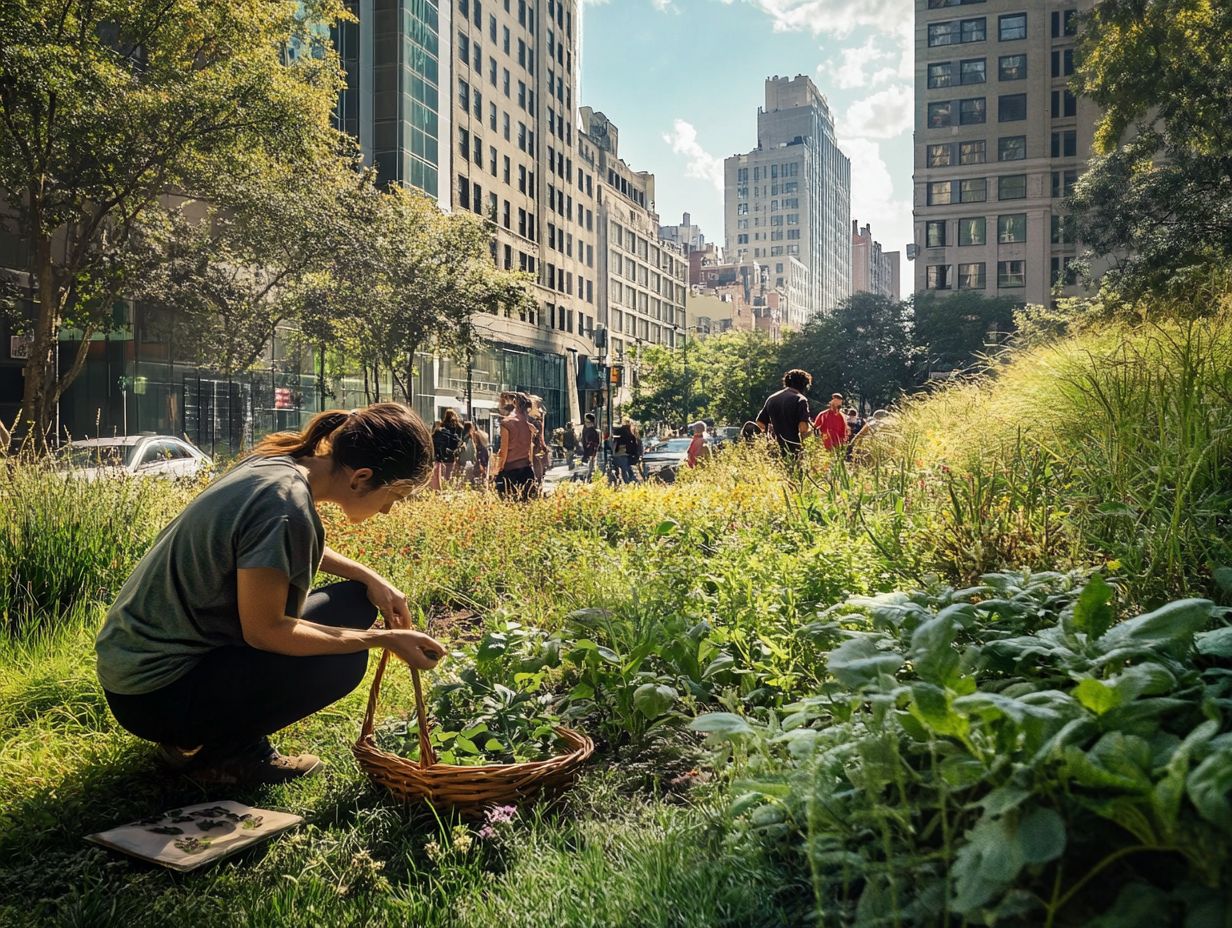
[1052,169,1078,197]
[958,262,987,289]
[999,93,1027,121]
[998,13,1027,40]
[962,17,987,42]
[959,140,987,164]
[1051,213,1076,244]
[457,32,469,62]
[999,53,1027,80]
[998,135,1026,161]
[1051,9,1077,37]
[927,265,953,290]
[1051,48,1075,77]
[997,213,1027,242]
[928,62,955,88]
[928,101,954,128]
[1051,255,1077,285]
[997,259,1026,287]
[927,143,953,167]
[959,97,987,124]
[960,177,987,202]
[958,217,986,245]
[998,174,1027,199]
[928,17,986,45]
[960,58,986,84]
[458,78,470,110]
[926,220,947,247]
[1051,129,1077,158]
[929,0,988,7]
[1051,89,1077,118]
[927,181,954,206]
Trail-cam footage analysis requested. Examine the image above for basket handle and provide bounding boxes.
[359,650,438,767]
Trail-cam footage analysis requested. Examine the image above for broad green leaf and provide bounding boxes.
[1213,567,1232,593]
[1063,731,1153,793]
[689,712,754,737]
[1075,677,1122,715]
[909,608,966,685]
[1071,573,1115,638]
[1196,626,1232,658]
[1097,599,1215,654]
[1014,805,1066,864]
[826,637,903,690]
[953,813,1023,913]
[654,519,679,535]
[979,786,1030,817]
[632,682,677,719]
[1187,747,1232,833]
[909,681,970,738]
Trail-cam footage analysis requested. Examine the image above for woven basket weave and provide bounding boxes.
[353,650,594,815]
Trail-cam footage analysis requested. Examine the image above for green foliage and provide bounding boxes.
[0,0,350,438]
[913,291,1018,373]
[1072,0,1232,301]
[693,572,1232,926]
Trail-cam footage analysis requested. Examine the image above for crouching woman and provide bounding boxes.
[95,403,445,784]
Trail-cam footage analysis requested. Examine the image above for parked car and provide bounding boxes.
[641,437,694,482]
[57,436,212,481]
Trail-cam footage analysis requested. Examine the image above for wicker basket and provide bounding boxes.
[353,650,594,815]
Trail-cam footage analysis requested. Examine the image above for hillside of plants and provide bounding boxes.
[1,314,1231,927]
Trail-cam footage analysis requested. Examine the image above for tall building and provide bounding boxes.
[913,0,1095,303]
[659,212,707,253]
[852,220,902,300]
[724,75,852,324]
[334,0,448,206]
[580,108,688,369]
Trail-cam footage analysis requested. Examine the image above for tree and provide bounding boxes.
[780,293,916,410]
[0,0,347,442]
[1070,0,1232,302]
[133,155,361,377]
[912,291,1018,375]
[304,182,533,403]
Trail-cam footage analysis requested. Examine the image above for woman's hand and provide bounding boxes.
[386,629,446,670]
[365,574,413,630]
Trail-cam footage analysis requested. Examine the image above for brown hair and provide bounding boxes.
[783,369,812,391]
[499,391,530,413]
[254,403,433,489]
[442,409,462,429]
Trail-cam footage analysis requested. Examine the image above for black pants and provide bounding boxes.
[104,580,377,754]
[496,465,536,500]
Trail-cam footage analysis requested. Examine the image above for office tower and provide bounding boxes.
[659,212,707,254]
[725,74,852,326]
[913,0,1095,302]
[580,108,688,367]
[852,220,902,300]
[334,0,448,205]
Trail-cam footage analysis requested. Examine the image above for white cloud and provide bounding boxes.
[821,36,894,90]
[663,119,726,192]
[721,0,904,39]
[841,84,912,140]
[841,137,913,254]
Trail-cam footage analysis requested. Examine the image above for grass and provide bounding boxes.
[1,314,1230,926]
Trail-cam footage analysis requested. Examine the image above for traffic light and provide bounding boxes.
[609,365,622,386]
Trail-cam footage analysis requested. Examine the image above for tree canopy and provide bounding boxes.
[1070,0,1232,302]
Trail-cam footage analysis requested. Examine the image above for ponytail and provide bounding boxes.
[254,403,433,489]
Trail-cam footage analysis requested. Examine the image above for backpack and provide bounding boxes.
[439,427,462,462]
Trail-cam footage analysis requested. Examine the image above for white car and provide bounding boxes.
[58,436,212,481]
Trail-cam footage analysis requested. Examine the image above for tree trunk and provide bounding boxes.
[19,230,61,450]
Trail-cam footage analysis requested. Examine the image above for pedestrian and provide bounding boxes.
[813,393,849,452]
[739,420,760,443]
[94,404,445,784]
[492,391,537,501]
[562,421,578,469]
[687,421,710,468]
[844,407,866,461]
[581,413,601,479]
[432,409,464,485]
[468,423,491,487]
[609,419,640,484]
[755,369,813,455]
[528,395,551,489]
[457,422,477,483]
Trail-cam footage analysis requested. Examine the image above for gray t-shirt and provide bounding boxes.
[96,455,325,695]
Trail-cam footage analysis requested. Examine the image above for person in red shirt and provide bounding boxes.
[813,393,849,451]
[686,421,709,468]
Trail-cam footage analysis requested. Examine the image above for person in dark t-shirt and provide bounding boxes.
[755,369,813,454]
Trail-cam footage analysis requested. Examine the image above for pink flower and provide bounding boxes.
[486,804,517,824]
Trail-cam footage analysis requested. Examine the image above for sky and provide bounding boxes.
[578,0,915,258]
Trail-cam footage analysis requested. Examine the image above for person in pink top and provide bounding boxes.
[813,393,849,451]
[686,421,709,468]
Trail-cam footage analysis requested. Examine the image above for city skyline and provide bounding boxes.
[579,0,914,263]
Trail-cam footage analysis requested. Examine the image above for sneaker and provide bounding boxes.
[187,747,323,786]
[156,743,207,771]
